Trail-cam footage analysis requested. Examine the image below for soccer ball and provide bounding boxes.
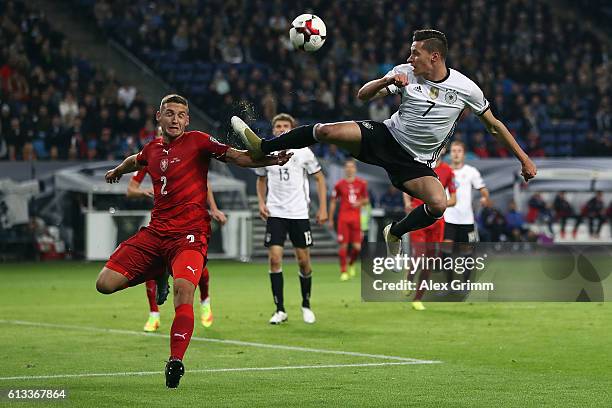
[289,14,327,52]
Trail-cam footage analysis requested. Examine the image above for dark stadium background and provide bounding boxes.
[1,0,611,260]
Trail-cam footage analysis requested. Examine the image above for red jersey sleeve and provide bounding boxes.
[332,182,340,200]
[136,143,149,166]
[194,131,230,161]
[131,168,147,183]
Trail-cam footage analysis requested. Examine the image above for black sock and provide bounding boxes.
[269,271,284,312]
[261,125,316,154]
[389,204,440,237]
[299,271,312,308]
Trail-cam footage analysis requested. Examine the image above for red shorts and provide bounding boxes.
[337,215,362,244]
[409,219,444,256]
[106,226,209,286]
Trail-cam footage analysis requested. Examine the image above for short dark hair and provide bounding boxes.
[413,29,448,59]
[160,94,188,111]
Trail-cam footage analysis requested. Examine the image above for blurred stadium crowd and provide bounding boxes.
[1,0,611,162]
[371,187,612,242]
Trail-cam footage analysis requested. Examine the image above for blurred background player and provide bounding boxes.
[443,140,489,283]
[329,159,369,281]
[128,167,227,332]
[98,94,291,388]
[255,113,327,324]
[404,154,456,310]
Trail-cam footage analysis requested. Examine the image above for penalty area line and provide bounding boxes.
[0,361,432,381]
[0,319,442,364]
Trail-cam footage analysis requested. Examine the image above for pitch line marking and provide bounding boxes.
[0,361,434,381]
[0,319,441,364]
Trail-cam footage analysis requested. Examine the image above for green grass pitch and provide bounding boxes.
[0,260,610,407]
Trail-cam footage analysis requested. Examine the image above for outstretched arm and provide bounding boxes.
[312,171,328,224]
[357,73,408,102]
[478,110,537,182]
[207,180,227,225]
[224,148,292,168]
[105,154,142,183]
[127,178,153,199]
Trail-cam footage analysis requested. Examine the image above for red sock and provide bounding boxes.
[145,280,159,312]
[198,267,209,302]
[349,247,360,265]
[339,247,347,273]
[170,304,194,360]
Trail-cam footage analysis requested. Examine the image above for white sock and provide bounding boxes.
[201,297,210,306]
[149,312,160,318]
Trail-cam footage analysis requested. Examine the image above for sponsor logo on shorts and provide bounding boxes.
[187,266,198,275]
[362,122,373,130]
[265,233,271,243]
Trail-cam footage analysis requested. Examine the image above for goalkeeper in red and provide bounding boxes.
[96,94,291,388]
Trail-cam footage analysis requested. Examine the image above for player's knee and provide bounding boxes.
[173,280,194,304]
[427,198,447,217]
[95,277,114,294]
[315,123,334,142]
[352,244,362,252]
[269,255,282,271]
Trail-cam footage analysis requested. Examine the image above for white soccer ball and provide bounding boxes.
[289,14,327,52]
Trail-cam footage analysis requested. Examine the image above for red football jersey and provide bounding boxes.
[136,130,229,234]
[131,168,148,183]
[411,162,456,207]
[333,177,368,218]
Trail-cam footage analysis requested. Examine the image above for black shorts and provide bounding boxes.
[264,217,313,248]
[355,120,437,192]
[444,223,478,243]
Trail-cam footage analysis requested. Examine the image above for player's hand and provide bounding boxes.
[259,203,270,221]
[105,168,122,183]
[521,158,537,182]
[386,73,409,88]
[479,196,490,207]
[211,209,227,225]
[143,188,154,199]
[328,219,334,230]
[316,208,328,225]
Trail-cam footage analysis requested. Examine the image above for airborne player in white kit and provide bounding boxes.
[255,114,328,324]
[233,29,536,258]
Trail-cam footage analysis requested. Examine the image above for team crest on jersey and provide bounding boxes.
[429,87,439,99]
[445,90,458,104]
[160,158,169,172]
[362,121,373,130]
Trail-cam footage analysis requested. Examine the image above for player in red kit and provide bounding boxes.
[128,168,226,332]
[329,159,369,280]
[404,156,456,311]
[97,94,291,388]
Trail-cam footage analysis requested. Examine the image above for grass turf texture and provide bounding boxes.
[0,261,610,407]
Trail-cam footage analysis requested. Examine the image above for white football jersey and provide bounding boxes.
[254,148,321,219]
[384,64,489,166]
[443,164,485,225]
